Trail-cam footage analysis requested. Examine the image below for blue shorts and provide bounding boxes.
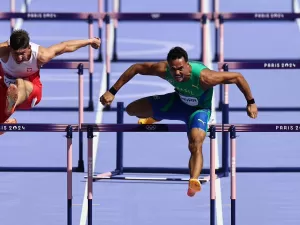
[147,92,211,133]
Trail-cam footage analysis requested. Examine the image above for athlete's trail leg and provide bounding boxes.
[187,128,206,196]
[126,97,161,124]
[126,97,153,118]
[6,78,33,115]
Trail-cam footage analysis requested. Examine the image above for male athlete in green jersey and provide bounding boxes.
[100,46,258,197]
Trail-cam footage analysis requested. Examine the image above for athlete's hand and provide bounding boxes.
[90,37,101,49]
[247,103,258,119]
[100,91,115,106]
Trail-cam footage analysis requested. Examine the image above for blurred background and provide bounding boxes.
[0,0,300,225]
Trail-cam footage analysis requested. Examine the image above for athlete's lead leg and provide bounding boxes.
[186,109,211,197]
[187,128,206,197]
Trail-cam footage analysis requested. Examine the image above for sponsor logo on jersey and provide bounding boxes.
[179,94,198,106]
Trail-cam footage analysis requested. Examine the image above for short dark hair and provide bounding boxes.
[9,29,30,50]
[167,46,188,62]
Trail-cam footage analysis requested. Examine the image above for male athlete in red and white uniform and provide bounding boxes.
[0,29,101,134]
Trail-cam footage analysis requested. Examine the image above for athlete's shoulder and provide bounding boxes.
[190,61,208,67]
[155,60,168,71]
[190,61,210,75]
[0,41,9,47]
[152,61,167,78]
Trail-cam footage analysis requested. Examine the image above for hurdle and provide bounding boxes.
[0,122,231,225]
[82,123,234,225]
[102,102,224,176]
[0,123,78,225]
[218,61,300,174]
[2,123,299,224]
[212,6,298,63]
[82,122,300,224]
[214,12,300,113]
[106,0,207,63]
[110,0,215,17]
[0,12,99,111]
[0,63,86,172]
[9,0,105,62]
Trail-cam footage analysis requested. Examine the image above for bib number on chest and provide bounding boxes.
[4,76,16,87]
[179,94,198,106]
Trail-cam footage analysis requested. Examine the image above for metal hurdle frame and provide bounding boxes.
[0,63,86,173]
[213,10,300,112]
[218,61,300,174]
[83,123,237,225]
[108,0,207,63]
[0,122,239,225]
[100,102,225,177]
[11,0,105,62]
[81,122,300,225]
[213,0,298,63]
[0,123,79,225]
[2,123,300,225]
[1,11,100,111]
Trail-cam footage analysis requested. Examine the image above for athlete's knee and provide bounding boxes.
[125,98,153,117]
[125,103,136,116]
[188,138,203,155]
[188,129,206,154]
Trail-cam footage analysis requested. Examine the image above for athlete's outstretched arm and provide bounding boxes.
[200,68,258,118]
[37,37,101,66]
[112,62,166,91]
[200,69,254,101]
[100,62,166,106]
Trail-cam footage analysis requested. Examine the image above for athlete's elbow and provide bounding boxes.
[234,73,244,84]
[226,72,243,84]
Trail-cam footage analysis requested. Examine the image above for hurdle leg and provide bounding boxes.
[66,125,73,225]
[209,125,216,225]
[77,63,85,172]
[88,14,95,111]
[97,0,103,61]
[105,14,111,93]
[230,125,236,225]
[222,64,229,177]
[116,102,124,174]
[213,0,220,62]
[218,15,224,110]
[112,0,119,61]
[10,0,15,33]
[87,125,94,225]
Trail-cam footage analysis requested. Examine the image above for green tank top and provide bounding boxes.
[165,61,213,108]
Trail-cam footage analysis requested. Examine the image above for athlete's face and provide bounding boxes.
[168,57,190,82]
[10,45,31,64]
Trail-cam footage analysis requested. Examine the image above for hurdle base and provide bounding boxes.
[122,166,223,175]
[0,166,82,172]
[90,169,226,183]
[236,167,300,173]
[94,167,300,175]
